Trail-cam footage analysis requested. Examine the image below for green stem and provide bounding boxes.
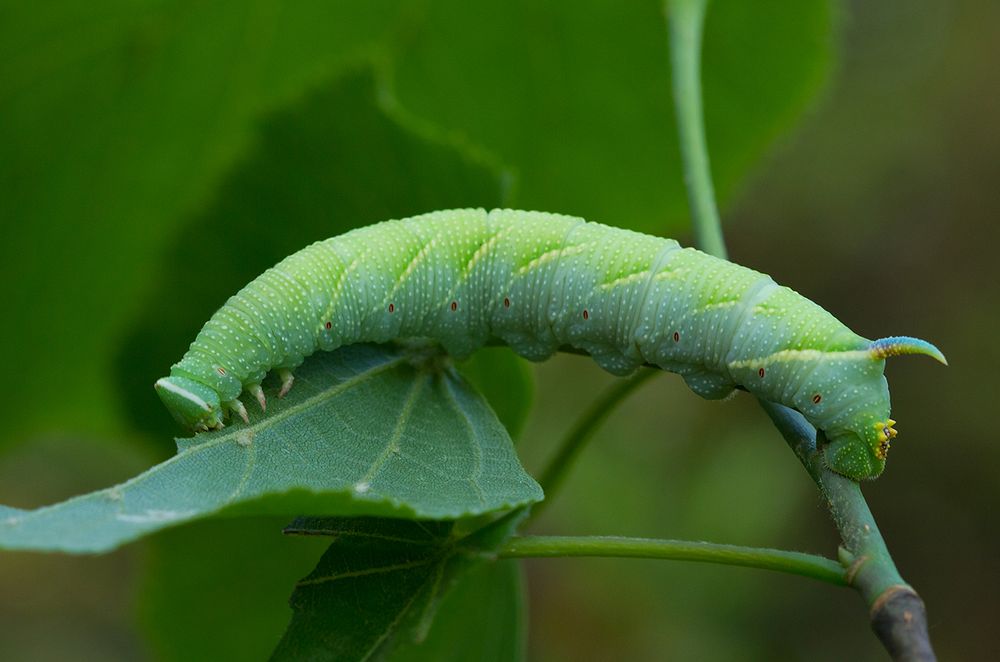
[666,0,727,259]
[499,535,846,586]
[530,369,658,521]
[760,402,934,661]
[665,2,935,656]
[759,402,905,601]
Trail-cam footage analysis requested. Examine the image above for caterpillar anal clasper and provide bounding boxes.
[155,209,946,480]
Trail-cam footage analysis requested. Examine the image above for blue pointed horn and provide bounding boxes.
[870,336,948,365]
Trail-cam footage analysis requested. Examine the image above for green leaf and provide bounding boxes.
[390,0,834,234]
[0,506,25,520]
[138,517,331,662]
[273,518,456,661]
[0,345,542,553]
[273,512,526,661]
[388,560,526,662]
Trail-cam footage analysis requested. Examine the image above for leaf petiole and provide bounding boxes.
[498,534,846,586]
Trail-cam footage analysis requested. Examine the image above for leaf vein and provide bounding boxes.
[441,373,486,505]
[360,373,428,485]
[297,558,432,587]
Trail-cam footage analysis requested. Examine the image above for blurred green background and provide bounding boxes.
[1,0,996,660]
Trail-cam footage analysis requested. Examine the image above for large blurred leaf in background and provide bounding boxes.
[391,0,833,231]
[0,1,405,445]
[0,0,834,449]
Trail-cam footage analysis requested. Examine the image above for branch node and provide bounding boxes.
[870,586,936,661]
[844,553,871,586]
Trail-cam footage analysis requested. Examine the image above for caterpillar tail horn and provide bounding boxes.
[869,336,948,365]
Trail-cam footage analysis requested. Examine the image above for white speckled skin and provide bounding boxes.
[160,208,902,478]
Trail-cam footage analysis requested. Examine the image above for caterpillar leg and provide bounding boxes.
[247,384,267,412]
[278,369,295,398]
[225,398,249,424]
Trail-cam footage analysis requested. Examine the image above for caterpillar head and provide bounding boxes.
[822,336,946,480]
[824,425,890,480]
[154,375,224,432]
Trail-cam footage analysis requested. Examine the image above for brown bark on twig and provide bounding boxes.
[870,586,935,661]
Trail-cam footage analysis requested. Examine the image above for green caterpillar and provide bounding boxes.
[155,209,945,480]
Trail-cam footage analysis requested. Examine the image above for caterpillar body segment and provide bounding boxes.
[155,209,945,480]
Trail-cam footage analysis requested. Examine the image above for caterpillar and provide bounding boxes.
[155,209,945,480]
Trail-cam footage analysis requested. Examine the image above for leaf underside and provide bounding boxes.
[0,344,542,554]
